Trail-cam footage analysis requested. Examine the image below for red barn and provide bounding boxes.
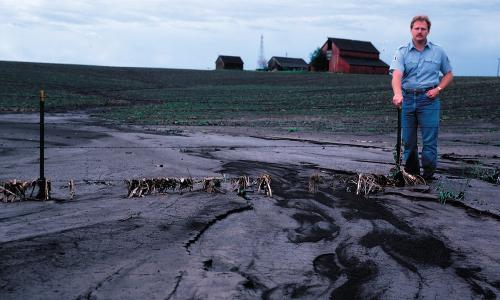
[321,37,389,74]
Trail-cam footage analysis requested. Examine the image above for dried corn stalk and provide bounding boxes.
[0,179,50,202]
[202,177,222,193]
[257,174,272,197]
[126,179,150,198]
[1,180,34,202]
[308,173,323,194]
[354,173,384,196]
[153,177,177,193]
[124,174,273,198]
[68,179,75,200]
[178,178,194,192]
[339,169,427,197]
[231,176,250,196]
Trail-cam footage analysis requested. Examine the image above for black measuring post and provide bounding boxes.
[396,107,402,170]
[392,107,405,187]
[40,90,45,180]
[37,90,48,200]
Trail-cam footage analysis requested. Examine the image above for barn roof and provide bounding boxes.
[327,37,380,54]
[341,57,389,68]
[217,55,243,64]
[269,56,308,68]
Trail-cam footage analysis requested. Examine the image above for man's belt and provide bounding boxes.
[403,86,437,94]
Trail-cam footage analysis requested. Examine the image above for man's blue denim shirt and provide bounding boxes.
[389,41,452,90]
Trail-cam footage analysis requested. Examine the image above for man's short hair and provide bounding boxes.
[411,15,431,30]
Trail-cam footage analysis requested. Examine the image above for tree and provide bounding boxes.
[309,47,328,72]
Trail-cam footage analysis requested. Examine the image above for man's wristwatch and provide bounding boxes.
[437,86,442,92]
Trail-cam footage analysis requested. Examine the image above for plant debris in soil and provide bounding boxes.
[1,179,52,202]
[312,169,426,197]
[125,174,273,198]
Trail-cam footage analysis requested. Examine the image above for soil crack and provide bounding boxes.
[76,266,124,300]
[165,271,184,300]
[184,203,253,254]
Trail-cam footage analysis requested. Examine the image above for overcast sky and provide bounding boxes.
[1,0,499,76]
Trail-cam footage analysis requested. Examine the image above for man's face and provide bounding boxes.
[411,20,429,43]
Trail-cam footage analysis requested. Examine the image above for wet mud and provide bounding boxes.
[199,160,499,299]
[1,115,499,299]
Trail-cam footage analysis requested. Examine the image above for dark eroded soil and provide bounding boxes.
[1,114,499,299]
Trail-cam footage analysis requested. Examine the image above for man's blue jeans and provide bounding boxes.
[402,92,440,177]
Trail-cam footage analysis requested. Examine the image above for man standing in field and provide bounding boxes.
[390,15,453,181]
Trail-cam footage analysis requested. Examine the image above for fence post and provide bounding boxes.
[36,90,49,200]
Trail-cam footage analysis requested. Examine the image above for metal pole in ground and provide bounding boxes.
[497,58,500,77]
[36,90,48,200]
[393,107,405,186]
[396,107,402,170]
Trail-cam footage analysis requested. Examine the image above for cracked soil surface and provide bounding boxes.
[1,113,499,299]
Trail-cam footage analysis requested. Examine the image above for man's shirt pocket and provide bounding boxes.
[423,58,441,73]
[404,59,418,75]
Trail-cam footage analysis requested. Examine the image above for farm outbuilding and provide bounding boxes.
[267,57,309,71]
[215,55,244,70]
[321,37,389,74]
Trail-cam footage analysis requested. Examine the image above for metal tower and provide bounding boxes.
[257,34,267,70]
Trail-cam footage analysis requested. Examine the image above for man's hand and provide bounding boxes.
[392,94,403,107]
[426,72,453,99]
[426,87,440,99]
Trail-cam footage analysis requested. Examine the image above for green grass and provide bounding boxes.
[436,179,469,205]
[1,60,499,134]
[467,164,500,184]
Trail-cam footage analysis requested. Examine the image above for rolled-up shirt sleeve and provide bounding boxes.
[440,52,452,74]
[389,48,404,74]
